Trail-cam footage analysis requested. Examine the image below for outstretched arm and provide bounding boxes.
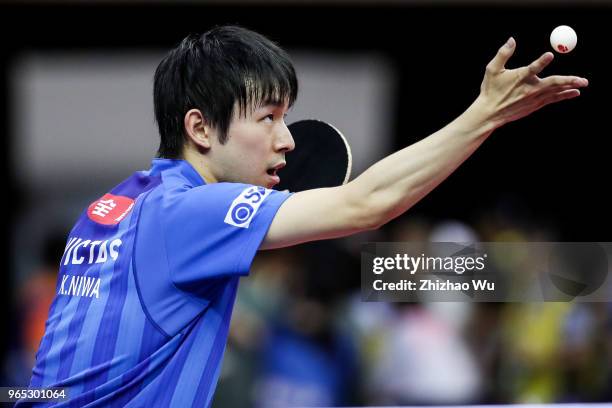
[262,38,588,250]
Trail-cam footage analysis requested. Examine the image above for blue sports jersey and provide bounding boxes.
[19,159,291,407]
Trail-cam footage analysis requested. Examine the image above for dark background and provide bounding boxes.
[1,1,609,388]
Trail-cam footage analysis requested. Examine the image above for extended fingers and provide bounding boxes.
[532,82,586,98]
[486,37,516,73]
[536,88,581,109]
[521,52,554,78]
[540,75,589,89]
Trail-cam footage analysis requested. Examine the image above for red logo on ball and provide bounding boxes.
[87,194,135,225]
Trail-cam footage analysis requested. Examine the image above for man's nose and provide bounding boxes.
[275,122,295,153]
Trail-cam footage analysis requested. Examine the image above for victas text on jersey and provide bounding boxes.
[62,237,122,266]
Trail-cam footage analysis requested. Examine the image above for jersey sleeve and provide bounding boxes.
[161,183,291,292]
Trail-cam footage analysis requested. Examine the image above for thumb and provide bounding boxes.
[486,37,516,73]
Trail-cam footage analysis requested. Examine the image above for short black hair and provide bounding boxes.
[153,25,298,158]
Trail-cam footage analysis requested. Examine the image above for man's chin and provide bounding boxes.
[224,176,275,189]
[263,174,280,189]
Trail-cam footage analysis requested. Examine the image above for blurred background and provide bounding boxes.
[1,0,611,406]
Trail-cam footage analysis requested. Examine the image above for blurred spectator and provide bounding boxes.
[251,244,359,407]
[368,302,482,405]
[369,219,482,405]
[558,303,611,402]
[4,233,64,386]
[499,302,572,403]
[253,295,358,407]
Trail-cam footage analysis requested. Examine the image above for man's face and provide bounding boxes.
[208,101,294,189]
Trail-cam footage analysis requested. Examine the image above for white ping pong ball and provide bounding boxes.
[550,25,577,53]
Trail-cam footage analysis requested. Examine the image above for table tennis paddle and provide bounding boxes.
[276,119,352,193]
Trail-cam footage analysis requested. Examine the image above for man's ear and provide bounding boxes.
[184,109,212,149]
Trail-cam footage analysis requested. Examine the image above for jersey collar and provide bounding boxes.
[150,158,206,188]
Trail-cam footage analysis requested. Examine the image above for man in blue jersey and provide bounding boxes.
[21,25,587,407]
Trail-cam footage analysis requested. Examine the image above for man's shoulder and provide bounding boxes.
[160,181,262,204]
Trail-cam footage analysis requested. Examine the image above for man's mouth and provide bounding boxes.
[266,162,285,186]
[266,162,285,177]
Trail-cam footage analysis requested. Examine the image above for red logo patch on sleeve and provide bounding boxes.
[87,194,135,225]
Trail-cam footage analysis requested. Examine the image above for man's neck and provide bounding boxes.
[182,148,218,184]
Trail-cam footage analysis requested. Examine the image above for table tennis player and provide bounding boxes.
[20,24,588,407]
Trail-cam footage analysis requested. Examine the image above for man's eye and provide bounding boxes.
[263,114,274,122]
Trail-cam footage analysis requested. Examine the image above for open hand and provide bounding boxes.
[477,37,588,128]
